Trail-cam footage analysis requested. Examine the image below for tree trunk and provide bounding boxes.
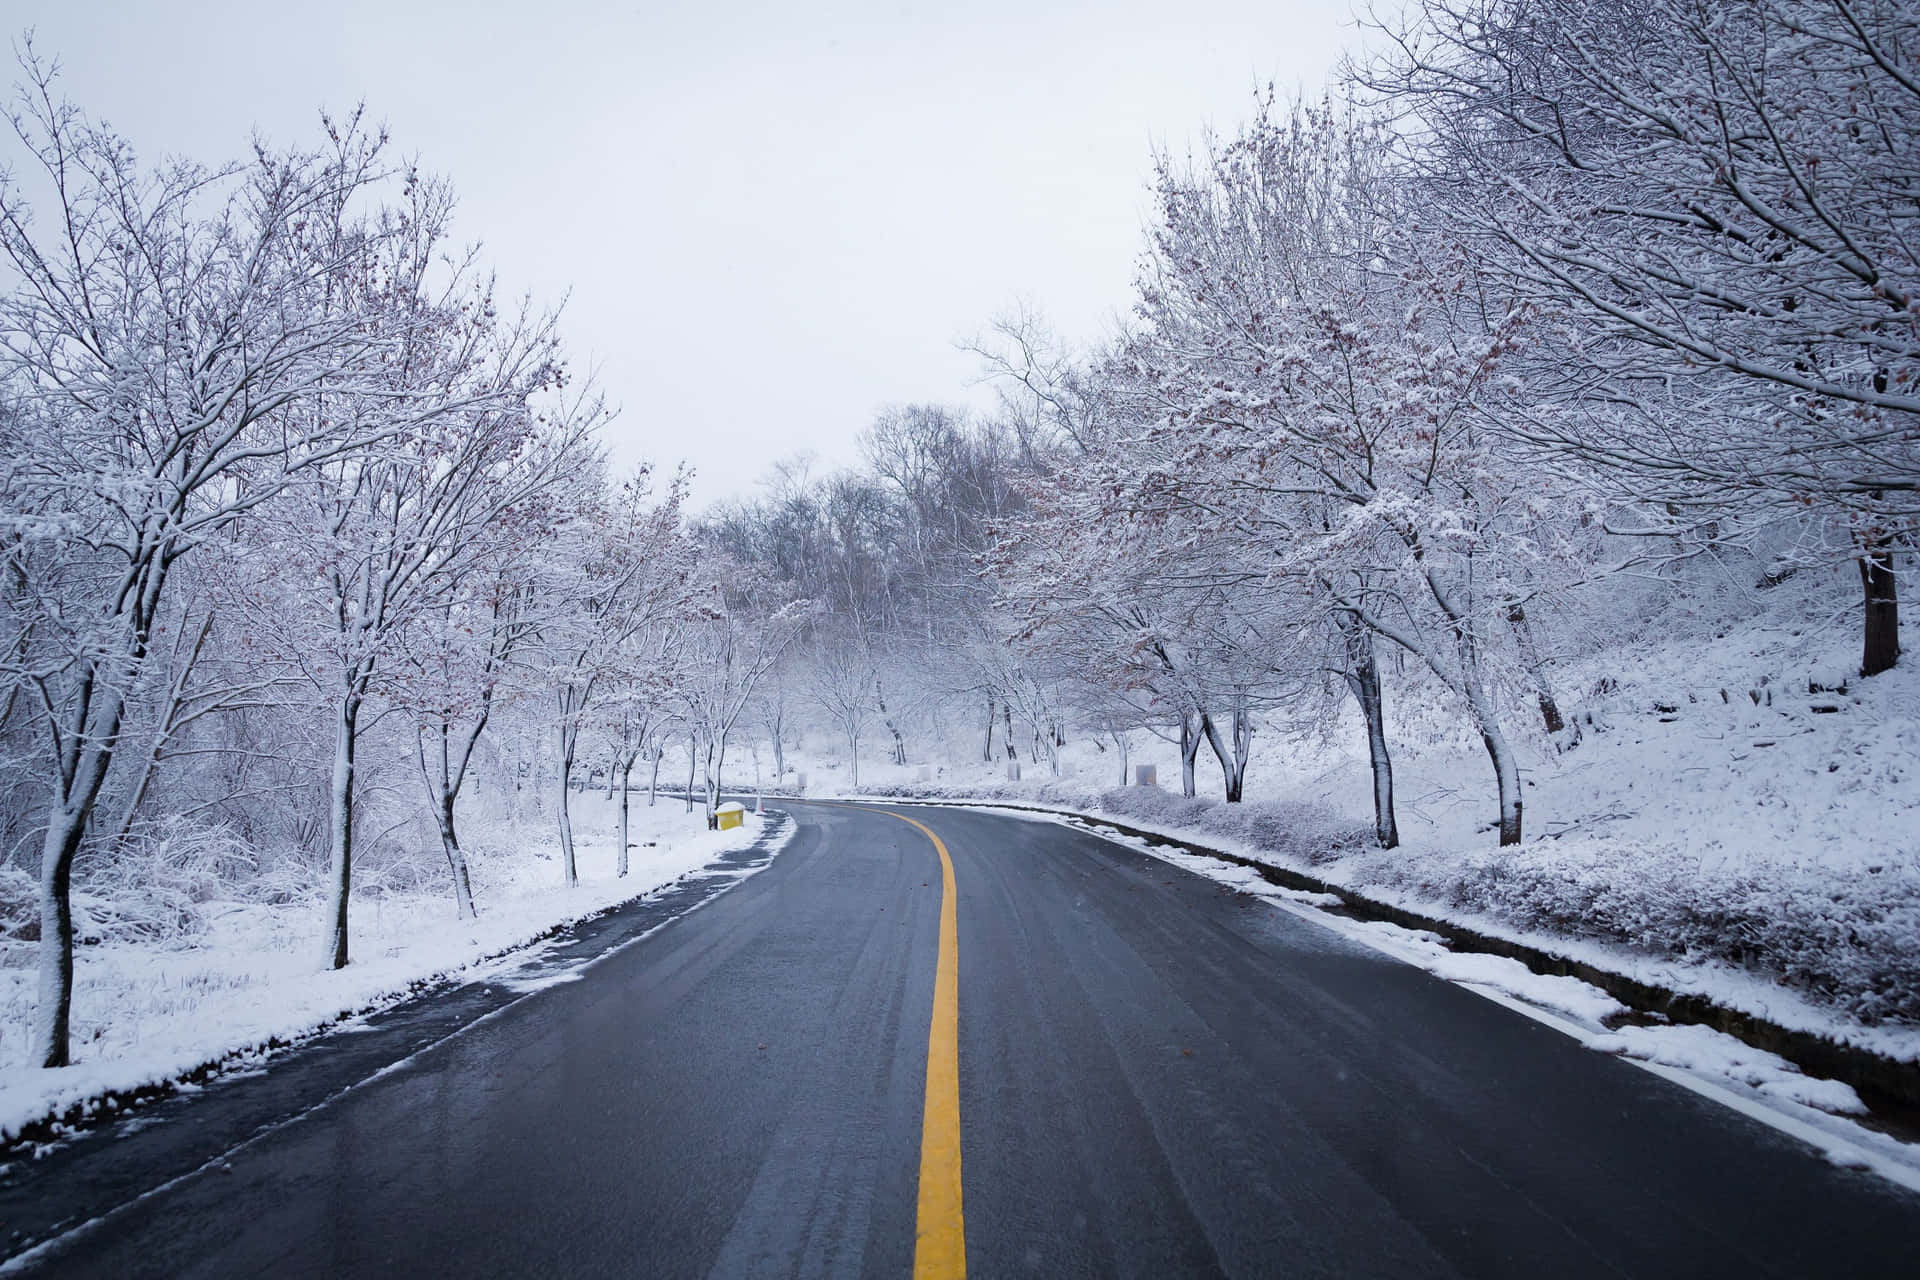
[1114,727,1130,787]
[323,693,362,969]
[1861,540,1901,677]
[1480,722,1523,846]
[1179,710,1202,798]
[648,745,662,806]
[434,803,478,920]
[1426,569,1522,844]
[1457,634,1523,845]
[1002,703,1018,760]
[34,804,87,1067]
[848,731,860,790]
[983,695,996,763]
[1342,623,1399,850]
[617,758,633,877]
[32,669,125,1066]
[1201,708,1249,803]
[684,737,697,814]
[877,686,907,766]
[1506,603,1565,735]
[30,548,158,1065]
[555,723,579,888]
[418,721,482,920]
[703,734,727,824]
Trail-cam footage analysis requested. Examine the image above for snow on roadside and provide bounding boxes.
[924,793,1920,1069]
[1586,1025,1867,1116]
[1059,814,1920,1191]
[0,801,787,1147]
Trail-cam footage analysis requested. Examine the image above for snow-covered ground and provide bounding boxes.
[0,795,783,1146]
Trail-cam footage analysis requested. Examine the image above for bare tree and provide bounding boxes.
[808,636,878,789]
[679,574,806,823]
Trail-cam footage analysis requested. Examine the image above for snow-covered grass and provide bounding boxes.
[0,794,780,1145]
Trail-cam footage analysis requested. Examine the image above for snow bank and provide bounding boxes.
[0,798,787,1146]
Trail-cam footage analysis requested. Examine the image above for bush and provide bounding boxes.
[69,820,261,947]
[0,863,35,941]
[1382,847,1920,1026]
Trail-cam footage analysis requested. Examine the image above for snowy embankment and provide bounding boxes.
[841,625,1920,1074]
[0,798,782,1146]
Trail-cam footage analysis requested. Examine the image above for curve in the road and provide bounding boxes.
[865,809,965,1280]
[4,799,1918,1279]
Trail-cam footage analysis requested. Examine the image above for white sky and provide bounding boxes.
[9,1,1358,506]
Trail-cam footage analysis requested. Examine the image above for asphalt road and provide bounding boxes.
[7,800,1919,1278]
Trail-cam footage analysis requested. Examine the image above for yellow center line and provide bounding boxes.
[879,809,966,1280]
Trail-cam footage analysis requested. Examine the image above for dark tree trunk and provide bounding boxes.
[554,721,580,889]
[1507,603,1564,735]
[433,794,478,919]
[1861,541,1901,677]
[617,758,633,877]
[684,738,697,814]
[1483,729,1523,846]
[35,806,87,1067]
[1343,622,1399,850]
[324,690,364,969]
[983,695,996,763]
[1200,709,1250,803]
[876,684,906,766]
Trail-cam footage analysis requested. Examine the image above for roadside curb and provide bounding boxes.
[831,793,1920,1127]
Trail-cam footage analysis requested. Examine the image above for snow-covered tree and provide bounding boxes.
[0,64,402,1064]
[1363,0,1919,675]
[807,632,878,789]
[540,465,697,886]
[677,571,806,822]
[1059,97,1599,841]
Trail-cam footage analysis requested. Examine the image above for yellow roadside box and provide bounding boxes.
[715,802,746,831]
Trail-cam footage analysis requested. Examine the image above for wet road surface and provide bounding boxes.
[5,800,1919,1277]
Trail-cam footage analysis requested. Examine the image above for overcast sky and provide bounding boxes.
[11,1,1358,506]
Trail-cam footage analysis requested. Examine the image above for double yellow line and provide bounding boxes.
[878,810,966,1280]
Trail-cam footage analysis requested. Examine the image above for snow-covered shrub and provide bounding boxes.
[856,777,1109,809]
[0,864,35,941]
[1333,840,1920,1026]
[70,820,260,947]
[1095,788,1375,866]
